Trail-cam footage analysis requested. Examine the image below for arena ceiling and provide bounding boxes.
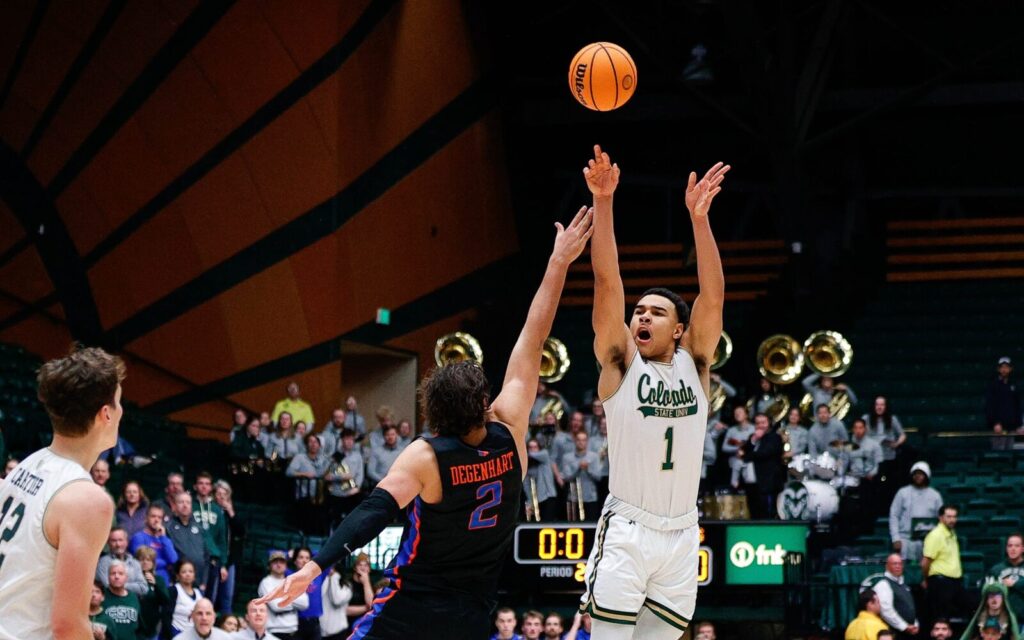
[1,0,1022,430]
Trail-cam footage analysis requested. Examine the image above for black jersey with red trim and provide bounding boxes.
[384,422,523,595]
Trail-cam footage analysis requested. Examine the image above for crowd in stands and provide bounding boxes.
[3,349,1024,639]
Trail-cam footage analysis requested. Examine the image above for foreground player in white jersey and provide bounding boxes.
[0,347,125,640]
[579,145,729,640]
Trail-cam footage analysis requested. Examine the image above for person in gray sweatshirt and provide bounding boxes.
[889,461,944,561]
[808,404,848,457]
[560,431,602,521]
[723,406,755,489]
[802,373,858,411]
[525,439,557,521]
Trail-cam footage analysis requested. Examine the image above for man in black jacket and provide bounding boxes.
[741,413,783,519]
[986,357,1022,445]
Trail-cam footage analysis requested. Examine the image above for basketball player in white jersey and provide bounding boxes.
[0,346,125,640]
[579,145,729,640]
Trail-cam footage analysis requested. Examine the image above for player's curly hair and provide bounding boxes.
[640,287,690,325]
[419,361,490,438]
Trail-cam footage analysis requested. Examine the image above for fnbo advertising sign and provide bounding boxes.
[725,524,807,585]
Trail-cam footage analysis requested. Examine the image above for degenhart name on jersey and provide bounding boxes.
[636,373,699,418]
[449,450,516,486]
[6,468,44,496]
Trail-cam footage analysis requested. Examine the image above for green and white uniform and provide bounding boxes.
[0,448,93,640]
[580,348,707,633]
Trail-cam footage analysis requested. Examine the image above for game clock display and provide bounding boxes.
[514,524,595,564]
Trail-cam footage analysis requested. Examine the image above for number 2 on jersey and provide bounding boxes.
[0,496,26,571]
[662,426,675,471]
[468,480,503,530]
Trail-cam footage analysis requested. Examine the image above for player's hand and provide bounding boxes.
[583,145,619,197]
[551,206,594,268]
[685,162,730,219]
[255,561,322,608]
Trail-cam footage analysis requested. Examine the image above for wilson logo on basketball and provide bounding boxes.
[574,64,588,104]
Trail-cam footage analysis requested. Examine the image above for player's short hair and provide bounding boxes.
[639,287,691,326]
[495,607,516,619]
[523,610,544,624]
[37,346,125,437]
[419,361,490,438]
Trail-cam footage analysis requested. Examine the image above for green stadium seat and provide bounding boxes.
[981,452,1015,470]
[985,485,1019,501]
[998,469,1024,485]
[964,499,1000,520]
[944,485,980,503]
[987,516,1022,538]
[956,516,985,537]
[962,472,1000,488]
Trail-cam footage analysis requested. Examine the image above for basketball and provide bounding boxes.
[568,42,637,111]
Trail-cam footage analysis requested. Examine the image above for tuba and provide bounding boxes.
[757,334,805,385]
[540,337,571,383]
[801,330,854,420]
[336,462,357,492]
[538,337,571,420]
[434,332,483,367]
[708,332,733,414]
[746,393,791,425]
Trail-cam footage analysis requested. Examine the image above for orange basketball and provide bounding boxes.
[568,42,637,111]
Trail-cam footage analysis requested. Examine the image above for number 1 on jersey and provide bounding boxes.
[662,426,675,471]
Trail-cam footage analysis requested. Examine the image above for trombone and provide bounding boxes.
[529,478,542,522]
[567,477,585,522]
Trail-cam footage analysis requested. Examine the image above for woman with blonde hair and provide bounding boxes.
[116,480,150,539]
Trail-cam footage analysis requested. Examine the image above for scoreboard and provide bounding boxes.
[510,521,806,592]
[348,521,807,593]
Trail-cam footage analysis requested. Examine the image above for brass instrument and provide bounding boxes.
[336,462,357,492]
[745,393,791,425]
[434,332,484,366]
[708,331,733,414]
[577,477,585,521]
[540,337,571,383]
[800,330,854,420]
[757,334,805,385]
[529,478,541,522]
[567,477,585,522]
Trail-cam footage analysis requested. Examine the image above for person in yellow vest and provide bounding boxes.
[272,382,315,428]
[922,504,975,621]
[845,589,889,640]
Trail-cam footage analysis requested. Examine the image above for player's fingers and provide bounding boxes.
[570,205,588,228]
[708,186,722,199]
[554,222,565,234]
[687,171,697,191]
[612,163,620,177]
[601,152,610,166]
[594,144,602,159]
[703,162,724,182]
[582,167,590,177]
[588,159,596,170]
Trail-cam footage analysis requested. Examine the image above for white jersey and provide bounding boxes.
[603,348,708,518]
[0,448,92,640]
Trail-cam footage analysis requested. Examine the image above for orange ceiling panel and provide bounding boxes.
[0,201,25,255]
[26,2,193,183]
[0,2,106,149]
[0,245,50,302]
[88,203,202,330]
[0,313,72,361]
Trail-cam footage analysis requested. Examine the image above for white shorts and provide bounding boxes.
[579,505,699,633]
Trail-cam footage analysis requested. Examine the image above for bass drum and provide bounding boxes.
[776,479,839,521]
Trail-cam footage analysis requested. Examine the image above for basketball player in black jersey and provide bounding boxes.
[257,206,594,639]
